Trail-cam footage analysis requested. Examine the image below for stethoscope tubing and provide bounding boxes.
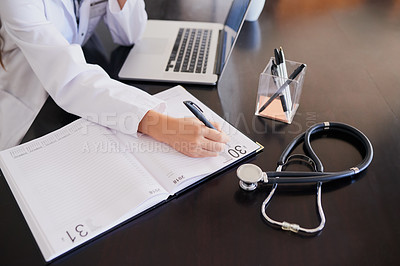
[265,122,374,184]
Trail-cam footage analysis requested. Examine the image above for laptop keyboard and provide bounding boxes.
[165,28,212,74]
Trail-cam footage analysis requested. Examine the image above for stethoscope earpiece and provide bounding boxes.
[236,164,265,191]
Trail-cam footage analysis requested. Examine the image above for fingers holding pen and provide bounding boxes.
[181,119,229,157]
[183,100,229,143]
[207,122,230,142]
[201,123,230,152]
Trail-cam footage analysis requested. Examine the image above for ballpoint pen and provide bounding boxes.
[271,63,288,113]
[273,48,291,120]
[258,63,306,113]
[183,101,217,129]
[279,47,288,79]
[279,47,292,112]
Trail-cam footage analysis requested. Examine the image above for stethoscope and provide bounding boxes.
[236,122,373,235]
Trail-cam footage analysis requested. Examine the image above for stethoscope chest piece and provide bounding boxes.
[237,164,266,191]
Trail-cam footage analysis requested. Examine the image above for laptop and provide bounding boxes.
[118,0,251,85]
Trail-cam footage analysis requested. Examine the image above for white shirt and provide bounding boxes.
[0,0,165,150]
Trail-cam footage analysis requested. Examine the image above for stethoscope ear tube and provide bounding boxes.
[304,122,374,175]
[266,122,374,184]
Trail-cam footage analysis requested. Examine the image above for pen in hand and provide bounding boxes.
[183,101,217,130]
[258,63,306,113]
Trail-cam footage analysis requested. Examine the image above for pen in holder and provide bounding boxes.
[255,57,307,124]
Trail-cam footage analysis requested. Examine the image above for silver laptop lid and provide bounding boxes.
[216,0,252,75]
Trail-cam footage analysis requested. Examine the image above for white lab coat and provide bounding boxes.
[0,0,165,150]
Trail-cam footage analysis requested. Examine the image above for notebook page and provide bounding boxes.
[117,133,233,193]
[116,86,260,194]
[0,119,168,261]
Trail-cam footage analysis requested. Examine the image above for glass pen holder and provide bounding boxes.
[255,57,307,124]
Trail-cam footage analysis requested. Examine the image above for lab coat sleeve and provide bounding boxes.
[0,0,165,136]
[105,0,148,45]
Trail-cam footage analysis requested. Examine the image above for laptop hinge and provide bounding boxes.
[214,29,224,75]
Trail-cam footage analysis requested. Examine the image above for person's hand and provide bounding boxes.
[138,110,229,157]
[161,116,229,157]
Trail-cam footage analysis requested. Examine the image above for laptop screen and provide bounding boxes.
[218,0,251,74]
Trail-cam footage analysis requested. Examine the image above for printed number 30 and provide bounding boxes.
[228,145,247,158]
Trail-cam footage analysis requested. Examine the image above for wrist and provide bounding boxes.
[138,110,169,142]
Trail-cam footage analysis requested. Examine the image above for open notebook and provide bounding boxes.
[0,86,261,262]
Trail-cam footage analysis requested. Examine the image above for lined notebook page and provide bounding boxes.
[119,133,229,192]
[0,119,168,261]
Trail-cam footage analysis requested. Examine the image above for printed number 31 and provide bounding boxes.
[66,224,88,243]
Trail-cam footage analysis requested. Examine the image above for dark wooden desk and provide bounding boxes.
[2,0,400,265]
